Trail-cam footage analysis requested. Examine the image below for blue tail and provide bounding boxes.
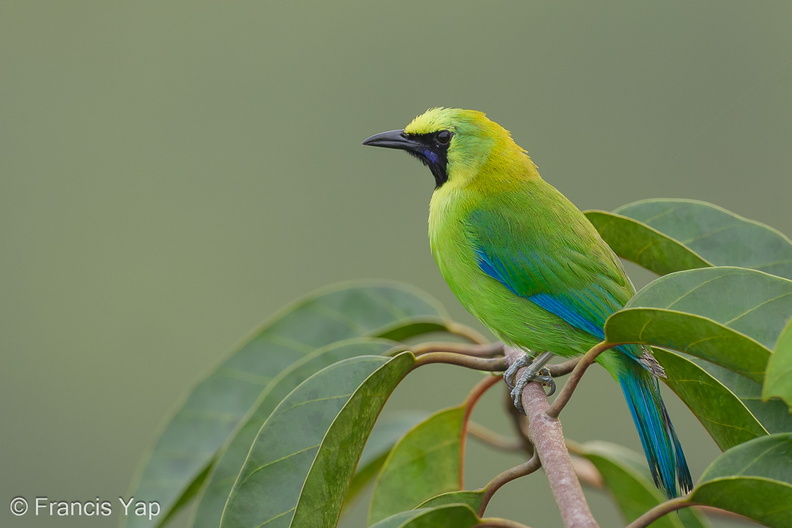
[617,356,693,498]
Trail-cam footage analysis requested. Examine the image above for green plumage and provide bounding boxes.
[363,107,692,497]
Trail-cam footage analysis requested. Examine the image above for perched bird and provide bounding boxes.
[362,107,692,498]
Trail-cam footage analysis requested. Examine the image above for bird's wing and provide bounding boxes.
[467,207,634,342]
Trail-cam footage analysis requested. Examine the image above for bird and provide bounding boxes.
[362,107,692,498]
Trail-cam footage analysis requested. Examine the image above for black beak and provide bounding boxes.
[362,129,422,152]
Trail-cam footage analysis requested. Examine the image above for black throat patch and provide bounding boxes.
[404,133,451,188]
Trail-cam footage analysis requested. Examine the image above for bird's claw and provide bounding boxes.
[505,351,556,414]
[504,353,532,390]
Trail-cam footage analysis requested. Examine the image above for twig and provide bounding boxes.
[569,455,603,489]
[446,321,491,344]
[546,358,579,377]
[411,341,504,357]
[478,453,541,516]
[546,341,617,419]
[475,518,534,528]
[504,348,599,528]
[624,497,694,528]
[467,422,523,452]
[414,352,507,371]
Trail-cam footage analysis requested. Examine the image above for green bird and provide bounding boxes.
[363,107,692,498]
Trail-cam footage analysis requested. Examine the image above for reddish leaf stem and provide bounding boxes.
[460,374,503,488]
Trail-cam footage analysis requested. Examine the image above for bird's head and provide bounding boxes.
[363,107,534,189]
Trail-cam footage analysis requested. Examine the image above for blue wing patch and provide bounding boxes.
[475,248,518,295]
[527,292,605,339]
[475,247,609,340]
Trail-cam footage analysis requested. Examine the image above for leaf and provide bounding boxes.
[764,317,792,409]
[345,411,431,507]
[606,267,792,382]
[609,309,768,382]
[585,210,710,275]
[415,490,485,512]
[192,338,405,528]
[368,504,480,528]
[220,353,415,528]
[652,349,767,450]
[587,199,792,278]
[690,433,792,528]
[125,281,447,528]
[578,442,709,528]
[368,406,466,525]
[615,199,792,279]
[687,357,792,434]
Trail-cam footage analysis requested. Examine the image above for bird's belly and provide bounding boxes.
[453,272,597,357]
[431,229,597,358]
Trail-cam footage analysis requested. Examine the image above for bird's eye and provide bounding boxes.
[434,130,452,145]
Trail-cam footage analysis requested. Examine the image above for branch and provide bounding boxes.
[546,357,579,377]
[414,352,507,371]
[479,454,541,516]
[467,421,524,452]
[504,349,599,528]
[475,518,534,528]
[411,341,504,357]
[546,341,617,418]
[624,497,693,528]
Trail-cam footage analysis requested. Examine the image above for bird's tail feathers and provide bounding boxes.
[617,358,693,498]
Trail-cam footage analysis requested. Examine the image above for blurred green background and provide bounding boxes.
[2,2,790,527]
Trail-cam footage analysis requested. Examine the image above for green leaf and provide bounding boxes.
[125,281,447,528]
[369,406,466,525]
[221,353,415,528]
[368,504,480,528]
[652,349,767,450]
[615,199,792,279]
[688,357,792,434]
[578,442,709,528]
[585,210,710,275]
[764,317,792,409]
[415,490,485,512]
[587,199,792,278]
[690,433,792,528]
[345,411,431,508]
[606,267,792,382]
[192,338,405,528]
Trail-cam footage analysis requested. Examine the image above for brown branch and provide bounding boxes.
[505,390,534,455]
[624,497,694,528]
[504,348,600,528]
[467,421,523,452]
[478,453,541,516]
[414,352,507,371]
[545,341,618,419]
[546,357,580,377]
[411,341,504,357]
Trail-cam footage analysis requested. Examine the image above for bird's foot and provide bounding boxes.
[504,351,556,414]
